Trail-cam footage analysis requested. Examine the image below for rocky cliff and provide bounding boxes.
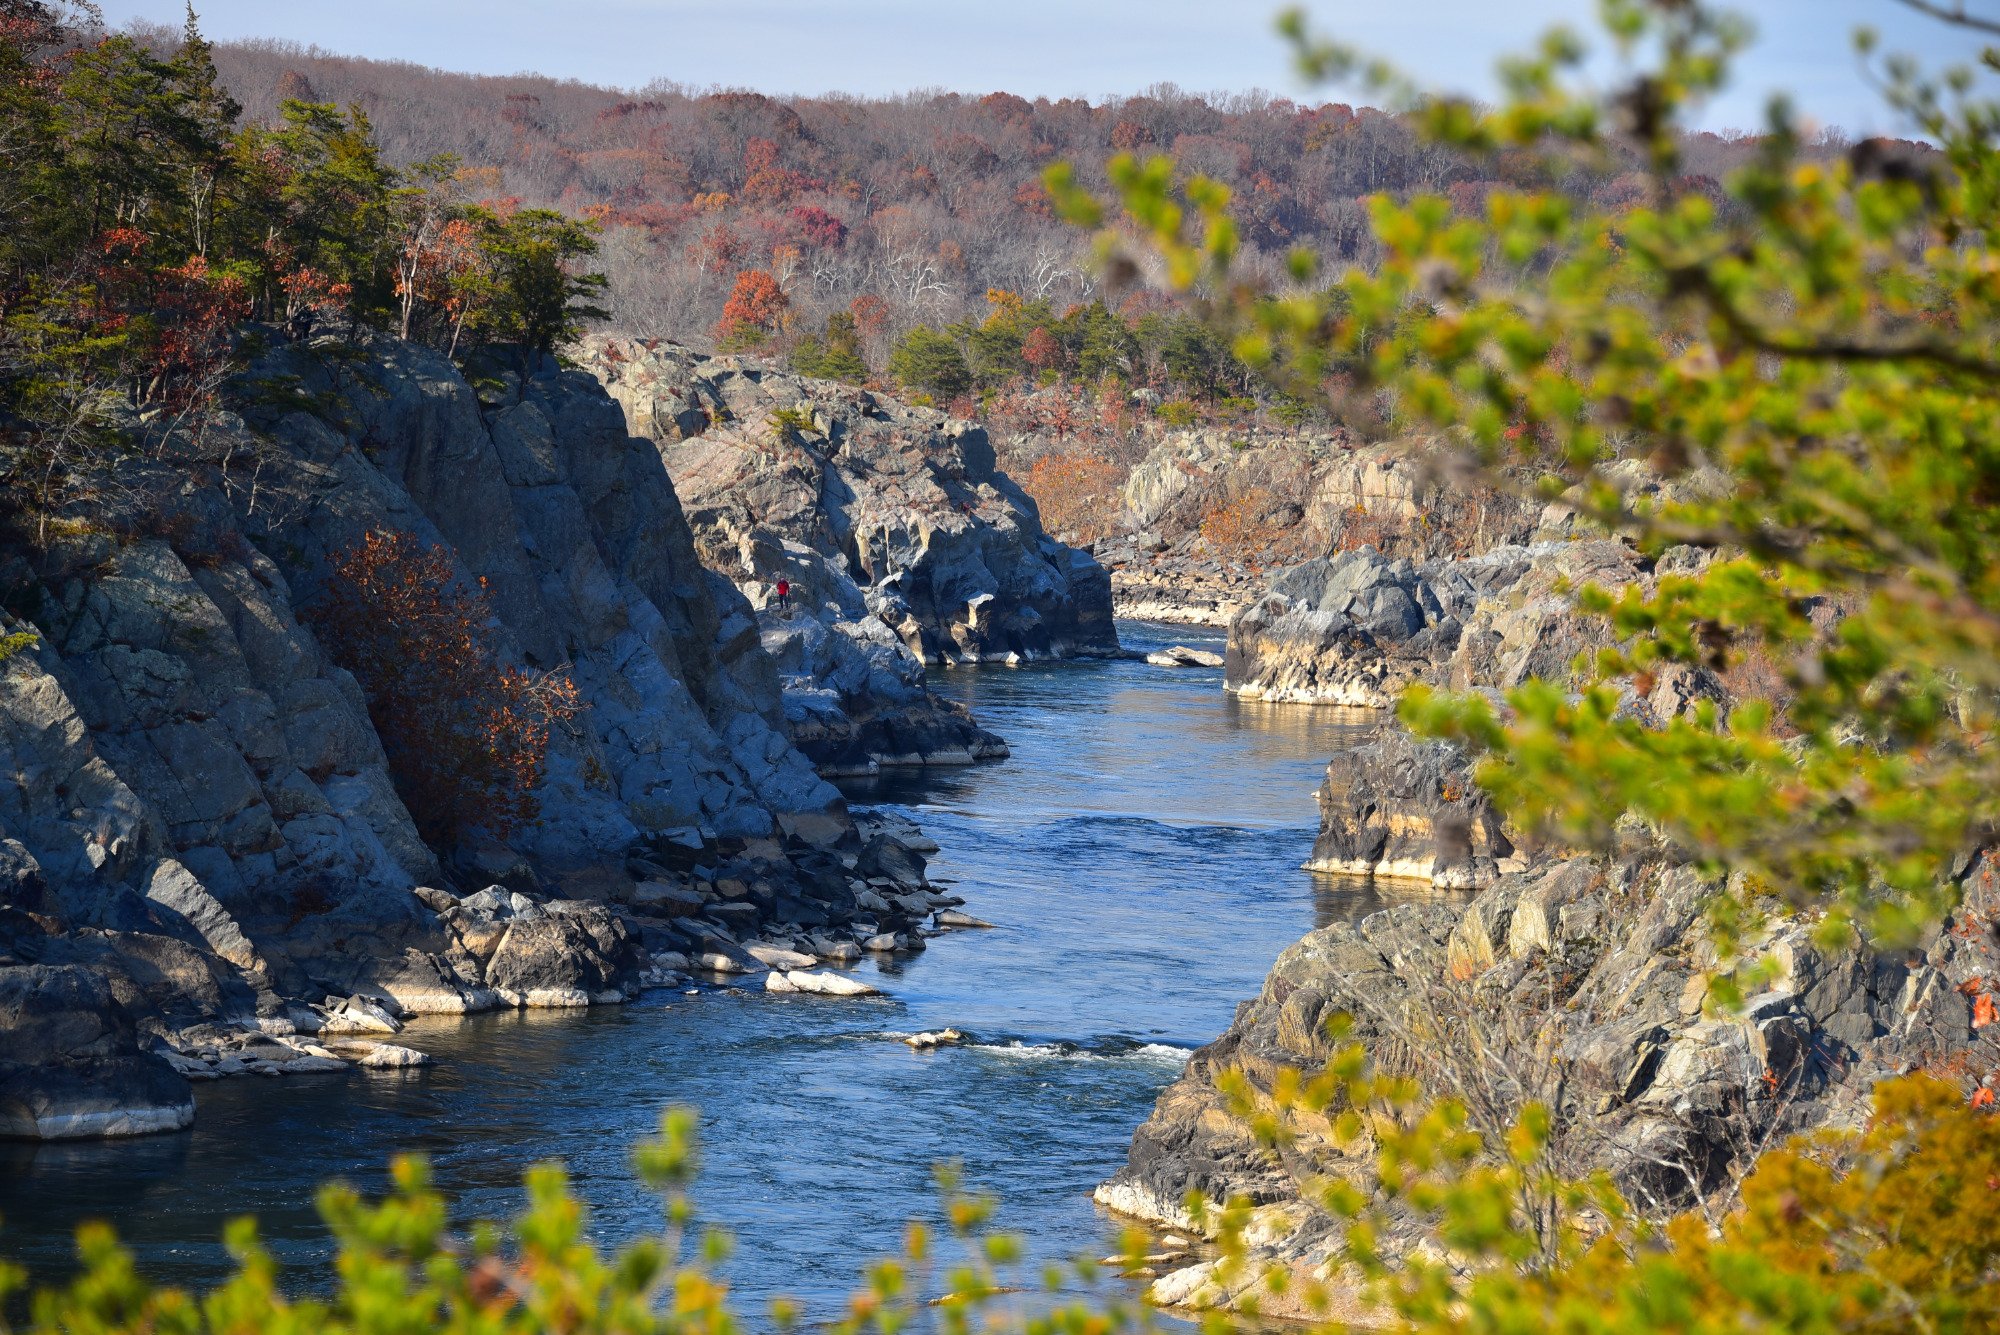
[1102,461,1956,1314]
[1223,538,1655,708]
[1077,429,1543,627]
[0,333,950,1140]
[1099,847,2000,1315]
[580,337,1117,774]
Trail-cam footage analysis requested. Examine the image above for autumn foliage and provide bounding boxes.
[309,531,579,846]
[1199,488,1296,567]
[714,267,788,348]
[1021,449,1123,544]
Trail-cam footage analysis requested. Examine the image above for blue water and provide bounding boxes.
[0,621,1385,1320]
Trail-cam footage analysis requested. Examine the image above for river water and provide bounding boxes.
[0,621,1386,1319]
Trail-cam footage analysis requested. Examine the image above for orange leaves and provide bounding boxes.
[277,265,351,323]
[1976,992,1998,1030]
[1199,487,1292,568]
[1022,449,1123,544]
[715,268,788,346]
[308,531,578,847]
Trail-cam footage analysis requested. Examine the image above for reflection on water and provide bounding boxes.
[0,620,1428,1321]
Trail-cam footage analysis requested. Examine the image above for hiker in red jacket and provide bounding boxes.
[774,578,792,615]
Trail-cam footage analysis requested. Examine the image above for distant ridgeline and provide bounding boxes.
[167,25,1920,391]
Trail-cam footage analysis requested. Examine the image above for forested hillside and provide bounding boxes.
[147,25,1862,356]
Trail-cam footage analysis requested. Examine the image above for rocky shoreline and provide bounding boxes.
[1093,479,1994,1316]
[1,332,1031,1142]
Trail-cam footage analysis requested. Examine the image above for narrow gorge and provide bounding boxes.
[8,323,1995,1326]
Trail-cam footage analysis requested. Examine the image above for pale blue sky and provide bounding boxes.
[99,0,1993,135]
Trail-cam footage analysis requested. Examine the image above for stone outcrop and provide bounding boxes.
[1225,539,1646,708]
[1079,430,1543,626]
[0,961,195,1140]
[580,336,1117,771]
[0,331,946,1137]
[1100,850,2000,1314]
[1304,729,1518,889]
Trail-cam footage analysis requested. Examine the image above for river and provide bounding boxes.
[0,620,1385,1320]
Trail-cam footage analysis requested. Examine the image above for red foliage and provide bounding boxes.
[788,204,848,249]
[152,257,250,411]
[1022,325,1062,375]
[89,230,251,412]
[1013,178,1053,218]
[1110,119,1155,151]
[977,92,1033,124]
[715,268,788,344]
[308,531,579,846]
[848,293,888,339]
[684,221,745,274]
[743,137,780,175]
[740,135,823,203]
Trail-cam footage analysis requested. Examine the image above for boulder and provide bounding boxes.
[1146,646,1225,669]
[775,969,882,997]
[747,943,818,969]
[484,904,644,1004]
[0,965,193,1140]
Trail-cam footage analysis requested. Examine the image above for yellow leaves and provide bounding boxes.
[1505,1104,1551,1166]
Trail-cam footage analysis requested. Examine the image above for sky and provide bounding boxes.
[94,0,1994,136]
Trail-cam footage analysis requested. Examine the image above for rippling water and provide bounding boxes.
[0,621,1393,1319]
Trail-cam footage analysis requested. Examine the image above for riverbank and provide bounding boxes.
[0,621,1382,1316]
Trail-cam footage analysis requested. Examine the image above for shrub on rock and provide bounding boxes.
[308,530,578,846]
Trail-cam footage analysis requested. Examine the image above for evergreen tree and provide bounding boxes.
[887,324,971,401]
[468,207,608,354]
[792,309,866,381]
[1057,300,1137,382]
[166,4,238,259]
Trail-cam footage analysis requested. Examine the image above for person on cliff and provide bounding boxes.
[774,578,792,616]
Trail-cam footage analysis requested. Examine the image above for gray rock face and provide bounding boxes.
[756,589,1007,775]
[0,331,941,1136]
[1306,729,1516,889]
[581,336,1116,768]
[1076,429,1545,628]
[1225,540,1639,707]
[0,964,194,1140]
[1102,851,2000,1311]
